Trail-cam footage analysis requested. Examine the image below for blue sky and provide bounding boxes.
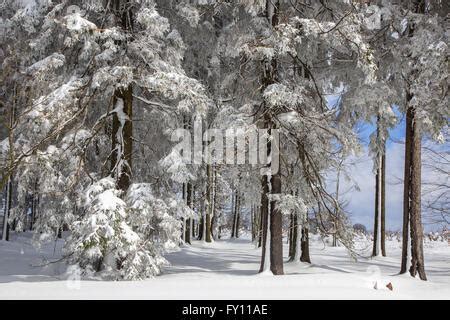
[325,97,409,231]
[339,107,445,233]
[342,117,407,232]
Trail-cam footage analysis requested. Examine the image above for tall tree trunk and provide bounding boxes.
[182,183,186,243]
[288,213,294,257]
[110,1,133,192]
[408,0,427,281]
[373,115,384,257]
[400,0,427,280]
[205,165,212,242]
[251,205,256,242]
[372,166,380,256]
[259,175,270,272]
[269,171,283,274]
[231,189,236,238]
[192,185,197,239]
[210,168,217,240]
[2,90,15,242]
[401,105,413,274]
[258,0,284,275]
[300,226,311,263]
[33,180,39,232]
[259,118,284,274]
[198,216,204,240]
[2,178,12,241]
[185,182,192,244]
[111,86,133,192]
[289,214,299,262]
[381,151,386,256]
[199,182,207,241]
[401,104,426,279]
[29,193,35,231]
[235,194,240,238]
[252,204,260,243]
[258,205,263,248]
[409,108,426,280]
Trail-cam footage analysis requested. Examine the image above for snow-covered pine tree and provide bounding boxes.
[394,0,448,280]
[0,0,209,278]
[353,0,448,279]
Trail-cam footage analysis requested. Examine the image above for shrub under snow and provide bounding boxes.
[64,178,182,280]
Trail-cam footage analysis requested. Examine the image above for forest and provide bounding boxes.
[0,0,448,299]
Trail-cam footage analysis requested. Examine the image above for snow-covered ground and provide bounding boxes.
[0,232,449,299]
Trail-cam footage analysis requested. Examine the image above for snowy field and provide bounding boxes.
[0,232,449,300]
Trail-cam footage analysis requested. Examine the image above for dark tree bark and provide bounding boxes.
[231,190,236,238]
[231,191,236,238]
[182,176,186,243]
[300,226,311,263]
[409,108,426,280]
[259,119,284,275]
[205,165,212,242]
[400,0,427,280]
[381,152,386,256]
[288,214,298,261]
[251,205,256,242]
[400,105,426,280]
[29,194,35,231]
[258,0,284,275]
[373,115,386,257]
[401,105,413,274]
[111,86,133,192]
[185,182,192,244]
[205,197,211,243]
[198,215,204,240]
[231,189,241,239]
[210,213,215,240]
[235,194,241,238]
[109,1,133,192]
[252,205,260,243]
[288,213,294,257]
[269,170,284,274]
[258,205,263,248]
[197,184,205,240]
[258,175,269,272]
[2,89,15,241]
[192,185,198,239]
[30,179,40,231]
[372,169,380,256]
[210,168,218,240]
[2,178,12,241]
